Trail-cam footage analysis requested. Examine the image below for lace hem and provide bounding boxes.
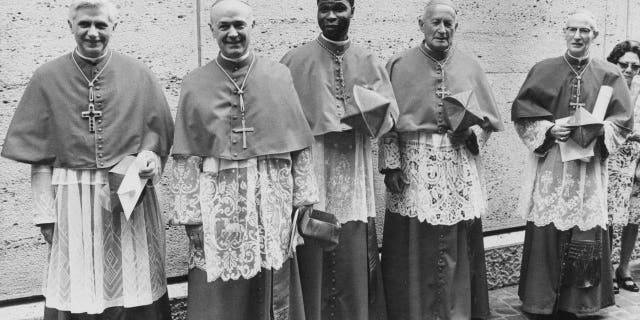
[385,132,488,225]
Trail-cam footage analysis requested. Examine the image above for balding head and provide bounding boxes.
[210,0,254,25]
[424,0,458,14]
[566,9,598,33]
[209,0,255,59]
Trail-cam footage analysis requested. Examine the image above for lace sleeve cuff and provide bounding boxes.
[31,165,56,225]
[168,155,203,225]
[379,131,402,172]
[292,147,319,207]
[514,119,555,156]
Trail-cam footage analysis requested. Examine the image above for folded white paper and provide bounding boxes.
[557,117,595,162]
[113,156,148,220]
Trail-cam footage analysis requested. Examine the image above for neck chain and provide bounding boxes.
[563,53,591,112]
[215,54,256,149]
[419,44,454,99]
[317,38,349,100]
[72,49,113,133]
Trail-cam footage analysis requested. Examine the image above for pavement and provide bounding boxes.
[489,263,640,320]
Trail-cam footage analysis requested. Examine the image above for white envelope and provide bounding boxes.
[112,156,149,220]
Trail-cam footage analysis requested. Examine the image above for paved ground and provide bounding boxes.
[489,263,640,319]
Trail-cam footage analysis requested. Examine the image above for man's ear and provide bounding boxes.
[454,21,458,32]
[592,30,599,40]
[208,22,215,34]
[351,5,355,15]
[68,19,73,31]
[418,15,424,30]
[112,22,118,31]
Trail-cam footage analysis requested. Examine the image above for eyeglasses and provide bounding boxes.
[565,27,592,35]
[618,62,640,72]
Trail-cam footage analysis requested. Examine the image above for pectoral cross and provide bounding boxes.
[232,117,254,149]
[215,55,257,150]
[81,102,102,133]
[569,76,586,111]
[436,84,451,99]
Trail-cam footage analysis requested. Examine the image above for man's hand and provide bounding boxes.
[548,124,572,142]
[185,224,204,250]
[136,151,159,179]
[384,170,409,193]
[40,223,54,244]
[448,128,473,146]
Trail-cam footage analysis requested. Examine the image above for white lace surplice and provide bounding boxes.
[37,168,167,314]
[378,127,490,225]
[168,148,318,282]
[515,119,625,231]
[312,131,376,224]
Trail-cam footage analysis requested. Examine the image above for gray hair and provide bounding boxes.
[68,0,119,23]
[567,9,598,33]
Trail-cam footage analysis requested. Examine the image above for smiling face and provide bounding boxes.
[317,0,354,42]
[209,0,254,59]
[68,6,116,58]
[564,13,598,58]
[419,4,457,53]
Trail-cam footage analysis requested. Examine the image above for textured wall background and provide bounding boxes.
[1,0,638,300]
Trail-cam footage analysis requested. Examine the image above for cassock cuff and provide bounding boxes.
[378,131,402,172]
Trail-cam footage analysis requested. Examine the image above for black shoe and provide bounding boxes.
[616,271,640,292]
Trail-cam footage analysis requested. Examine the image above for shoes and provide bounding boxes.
[613,278,620,294]
[615,270,640,292]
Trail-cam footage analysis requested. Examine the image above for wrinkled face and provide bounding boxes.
[419,4,457,52]
[617,51,640,86]
[317,0,354,41]
[68,6,116,58]
[564,14,598,58]
[210,1,254,59]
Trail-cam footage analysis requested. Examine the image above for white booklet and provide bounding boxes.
[109,156,148,220]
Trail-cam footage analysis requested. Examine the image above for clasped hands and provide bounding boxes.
[548,124,605,143]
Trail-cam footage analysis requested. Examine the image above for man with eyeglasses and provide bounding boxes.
[512,9,633,320]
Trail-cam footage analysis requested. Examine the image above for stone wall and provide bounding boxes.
[0,0,637,300]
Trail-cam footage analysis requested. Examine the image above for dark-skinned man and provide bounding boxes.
[1,0,174,319]
[281,0,398,319]
[380,0,503,319]
[169,0,318,319]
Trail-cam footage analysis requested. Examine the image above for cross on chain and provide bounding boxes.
[81,85,102,133]
[569,76,586,111]
[231,88,255,149]
[215,56,257,150]
[71,50,112,133]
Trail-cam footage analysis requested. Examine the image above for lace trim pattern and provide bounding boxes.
[44,168,167,314]
[385,132,487,225]
[168,156,203,225]
[378,131,401,171]
[178,150,317,282]
[514,120,554,155]
[516,120,612,231]
[313,132,376,224]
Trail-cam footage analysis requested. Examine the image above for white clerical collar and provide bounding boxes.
[75,48,110,64]
[566,50,590,63]
[320,33,350,46]
[220,51,252,63]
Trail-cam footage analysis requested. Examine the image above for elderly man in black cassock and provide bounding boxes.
[1,1,174,319]
[168,0,319,319]
[280,0,398,319]
[379,0,503,319]
[512,9,633,320]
